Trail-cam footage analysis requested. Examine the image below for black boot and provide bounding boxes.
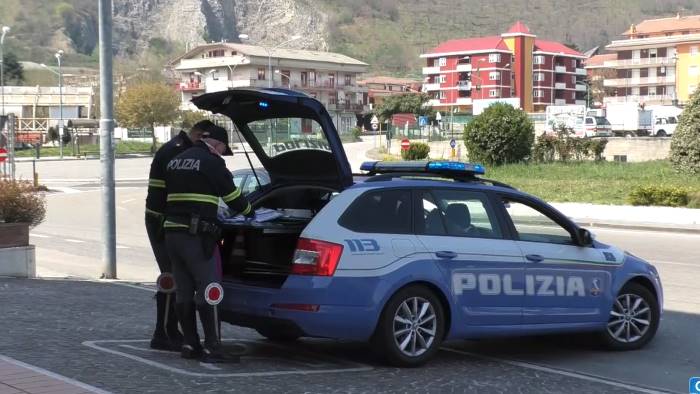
[198,305,239,364]
[175,302,202,359]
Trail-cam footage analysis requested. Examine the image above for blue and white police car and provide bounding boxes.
[193,88,663,367]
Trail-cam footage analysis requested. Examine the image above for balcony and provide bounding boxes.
[575,68,586,75]
[456,97,472,105]
[554,82,567,89]
[604,94,675,104]
[457,81,471,90]
[603,57,675,68]
[423,66,441,74]
[177,81,205,92]
[575,84,587,92]
[422,83,441,91]
[456,64,472,72]
[427,99,441,106]
[554,99,567,105]
[603,76,676,87]
[555,65,567,73]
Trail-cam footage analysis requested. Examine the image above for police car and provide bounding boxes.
[193,88,663,367]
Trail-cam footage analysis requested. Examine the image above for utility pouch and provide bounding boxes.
[189,214,200,235]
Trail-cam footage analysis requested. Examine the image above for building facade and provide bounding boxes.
[356,76,422,108]
[603,13,700,105]
[420,22,586,113]
[584,53,617,107]
[169,43,370,133]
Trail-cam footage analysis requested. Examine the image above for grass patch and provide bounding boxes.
[15,141,155,158]
[487,160,700,205]
[366,146,400,161]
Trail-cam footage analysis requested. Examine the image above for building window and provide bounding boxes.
[328,74,335,87]
[571,75,576,84]
[534,72,545,82]
[344,74,352,86]
[690,65,699,76]
[438,75,446,83]
[648,87,656,96]
[534,55,545,65]
[489,89,499,98]
[692,46,699,56]
[489,53,501,63]
[533,89,544,98]
[438,57,447,66]
[489,71,500,80]
[257,68,266,80]
[439,91,446,99]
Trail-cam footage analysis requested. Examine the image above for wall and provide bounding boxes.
[676,43,700,102]
[602,137,670,162]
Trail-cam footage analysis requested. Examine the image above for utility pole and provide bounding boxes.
[99,0,117,279]
[56,50,64,159]
[1,26,9,117]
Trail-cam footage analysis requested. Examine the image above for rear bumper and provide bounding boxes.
[220,276,381,341]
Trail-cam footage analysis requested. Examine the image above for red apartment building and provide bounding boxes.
[420,22,587,113]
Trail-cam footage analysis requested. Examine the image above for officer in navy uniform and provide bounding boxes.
[163,123,253,363]
[145,120,215,351]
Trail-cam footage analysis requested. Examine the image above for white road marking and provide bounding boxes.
[122,198,138,204]
[116,245,130,249]
[118,344,173,355]
[29,233,51,238]
[0,354,112,394]
[65,238,85,243]
[82,339,373,377]
[103,281,156,293]
[441,348,667,394]
[48,186,83,194]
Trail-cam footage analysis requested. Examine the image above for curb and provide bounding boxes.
[575,220,700,234]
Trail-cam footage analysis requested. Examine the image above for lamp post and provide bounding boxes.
[274,69,291,87]
[1,26,10,117]
[238,34,301,88]
[40,58,65,158]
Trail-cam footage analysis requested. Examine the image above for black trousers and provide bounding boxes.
[165,230,220,349]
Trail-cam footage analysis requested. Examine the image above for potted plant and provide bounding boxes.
[0,179,46,277]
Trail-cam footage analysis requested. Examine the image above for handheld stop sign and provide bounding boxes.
[205,282,224,342]
[156,272,176,294]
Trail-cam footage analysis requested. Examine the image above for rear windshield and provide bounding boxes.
[247,117,331,158]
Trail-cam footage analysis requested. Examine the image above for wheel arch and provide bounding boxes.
[624,275,658,301]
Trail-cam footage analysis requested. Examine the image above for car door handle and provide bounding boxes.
[525,254,544,263]
[435,251,458,259]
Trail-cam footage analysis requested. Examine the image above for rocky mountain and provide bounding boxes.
[1,0,699,75]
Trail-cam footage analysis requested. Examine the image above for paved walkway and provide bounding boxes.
[0,356,108,394]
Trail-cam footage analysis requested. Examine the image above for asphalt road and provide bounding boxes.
[9,139,700,393]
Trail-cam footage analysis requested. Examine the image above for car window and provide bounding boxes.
[242,175,261,195]
[501,199,573,245]
[417,190,501,239]
[338,189,412,234]
[233,174,245,188]
[586,118,594,125]
[595,116,610,125]
[668,116,677,124]
[247,117,331,158]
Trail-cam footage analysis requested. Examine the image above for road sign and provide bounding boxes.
[419,116,429,127]
[401,138,410,151]
[205,282,224,306]
[449,139,456,148]
[0,148,7,163]
[156,272,176,294]
[435,112,442,121]
[370,115,379,131]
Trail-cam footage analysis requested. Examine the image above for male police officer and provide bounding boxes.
[145,120,214,351]
[163,123,253,363]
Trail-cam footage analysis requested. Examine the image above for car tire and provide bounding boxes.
[255,328,301,342]
[600,282,659,351]
[372,285,445,367]
[656,130,667,137]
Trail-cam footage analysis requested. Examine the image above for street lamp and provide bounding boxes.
[1,25,10,116]
[42,50,65,158]
[238,34,302,88]
[274,69,291,87]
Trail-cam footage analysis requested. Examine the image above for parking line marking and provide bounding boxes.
[64,239,85,244]
[29,233,51,238]
[83,339,373,377]
[0,354,112,394]
[441,347,668,394]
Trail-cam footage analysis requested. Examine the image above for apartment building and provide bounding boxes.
[357,76,422,107]
[169,43,370,133]
[604,13,700,105]
[584,53,616,106]
[420,22,587,113]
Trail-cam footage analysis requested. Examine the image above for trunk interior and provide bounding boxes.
[221,184,336,288]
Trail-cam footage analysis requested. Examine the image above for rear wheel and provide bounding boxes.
[656,130,667,137]
[372,285,445,367]
[255,328,301,342]
[600,282,659,350]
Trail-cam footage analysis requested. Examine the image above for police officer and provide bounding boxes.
[163,123,253,363]
[145,120,212,351]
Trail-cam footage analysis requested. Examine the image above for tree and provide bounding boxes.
[374,93,434,121]
[116,82,180,152]
[3,52,24,85]
[670,90,700,174]
[589,68,617,106]
[463,103,534,165]
[180,110,209,130]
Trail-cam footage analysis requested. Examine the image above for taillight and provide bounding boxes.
[291,238,343,276]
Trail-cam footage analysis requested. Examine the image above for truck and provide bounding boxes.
[598,102,653,137]
[646,105,683,137]
[544,105,612,138]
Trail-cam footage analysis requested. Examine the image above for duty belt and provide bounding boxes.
[164,215,221,238]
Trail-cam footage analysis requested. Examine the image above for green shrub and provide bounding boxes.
[532,127,608,163]
[401,142,430,160]
[670,89,700,173]
[0,180,47,227]
[688,192,700,208]
[627,186,689,207]
[463,103,534,165]
[351,127,363,141]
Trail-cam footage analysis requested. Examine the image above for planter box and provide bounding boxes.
[0,245,36,278]
[0,223,30,248]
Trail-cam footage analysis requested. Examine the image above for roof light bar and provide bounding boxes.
[360,160,485,176]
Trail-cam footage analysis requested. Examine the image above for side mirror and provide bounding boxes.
[576,228,593,247]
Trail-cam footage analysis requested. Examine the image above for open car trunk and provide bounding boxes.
[220,184,337,288]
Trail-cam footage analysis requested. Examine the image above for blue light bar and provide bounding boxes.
[258,101,269,108]
[360,160,485,176]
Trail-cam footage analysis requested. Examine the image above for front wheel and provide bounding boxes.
[600,282,659,350]
[372,285,445,367]
[656,130,667,137]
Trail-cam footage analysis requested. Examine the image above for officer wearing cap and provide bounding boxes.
[145,120,212,351]
[163,122,253,363]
